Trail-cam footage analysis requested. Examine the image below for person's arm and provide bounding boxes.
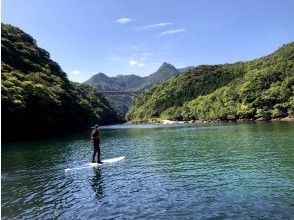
[91,130,94,139]
[97,129,100,141]
[92,129,99,139]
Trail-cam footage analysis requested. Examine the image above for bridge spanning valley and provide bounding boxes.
[97,91,143,96]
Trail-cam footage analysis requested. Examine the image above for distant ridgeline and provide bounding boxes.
[127,42,294,123]
[83,62,194,115]
[1,23,121,140]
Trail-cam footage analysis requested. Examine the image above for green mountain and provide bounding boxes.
[84,72,144,91]
[85,72,124,91]
[178,66,195,73]
[127,43,294,123]
[84,73,144,116]
[138,62,180,90]
[83,62,181,115]
[84,62,180,91]
[1,23,121,140]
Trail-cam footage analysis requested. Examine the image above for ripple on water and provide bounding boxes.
[1,122,294,219]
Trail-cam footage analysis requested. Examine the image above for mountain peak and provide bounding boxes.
[89,72,110,80]
[157,62,178,72]
[83,72,114,88]
[139,62,180,90]
[161,62,174,68]
[161,62,178,71]
[95,72,108,77]
[84,62,190,92]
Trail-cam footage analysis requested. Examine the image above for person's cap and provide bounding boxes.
[91,124,99,129]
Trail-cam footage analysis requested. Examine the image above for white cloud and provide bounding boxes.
[160,28,186,36]
[71,70,80,75]
[129,59,137,66]
[115,17,132,24]
[137,22,172,31]
[129,59,144,67]
[108,46,151,68]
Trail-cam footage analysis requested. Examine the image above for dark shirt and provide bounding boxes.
[92,129,100,145]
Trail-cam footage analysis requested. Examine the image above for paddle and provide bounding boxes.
[81,150,91,160]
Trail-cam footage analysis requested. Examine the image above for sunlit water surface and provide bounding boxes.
[2,122,294,219]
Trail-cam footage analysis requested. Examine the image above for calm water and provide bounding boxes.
[2,122,294,219]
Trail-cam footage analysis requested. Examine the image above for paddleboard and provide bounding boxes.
[89,156,125,166]
[64,156,125,172]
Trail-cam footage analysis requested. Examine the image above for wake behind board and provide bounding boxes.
[64,156,125,172]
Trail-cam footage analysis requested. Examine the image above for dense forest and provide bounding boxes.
[1,23,121,140]
[127,42,294,123]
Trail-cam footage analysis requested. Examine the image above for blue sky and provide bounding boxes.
[2,0,294,82]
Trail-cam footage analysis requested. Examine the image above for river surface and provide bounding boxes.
[2,122,294,219]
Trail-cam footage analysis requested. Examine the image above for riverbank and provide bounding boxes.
[129,116,294,125]
[163,116,294,124]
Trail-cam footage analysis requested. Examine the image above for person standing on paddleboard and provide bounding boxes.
[92,124,103,164]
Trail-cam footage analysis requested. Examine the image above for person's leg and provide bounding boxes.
[97,145,102,163]
[92,148,97,163]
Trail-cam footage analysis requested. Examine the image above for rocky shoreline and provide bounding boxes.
[128,116,294,125]
[161,116,294,124]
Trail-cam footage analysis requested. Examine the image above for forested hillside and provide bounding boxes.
[84,62,181,92]
[1,23,121,140]
[84,62,181,115]
[84,73,144,91]
[127,43,294,122]
[138,62,180,90]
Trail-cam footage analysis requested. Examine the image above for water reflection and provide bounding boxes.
[2,122,294,219]
[91,167,104,200]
